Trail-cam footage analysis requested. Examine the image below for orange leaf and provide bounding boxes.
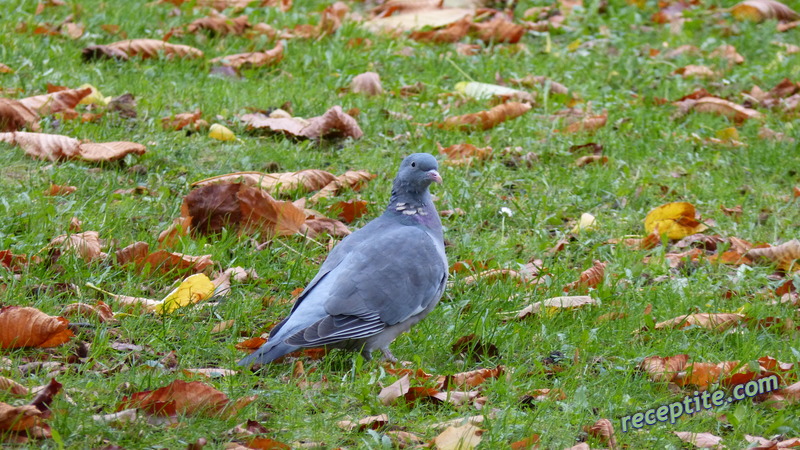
[186,14,251,35]
[472,14,525,43]
[440,102,532,131]
[639,354,690,382]
[330,200,369,223]
[162,110,203,131]
[43,184,76,196]
[409,16,471,43]
[692,97,762,122]
[563,260,606,292]
[560,112,608,133]
[119,380,254,418]
[0,306,73,349]
[84,39,203,60]
[731,0,799,21]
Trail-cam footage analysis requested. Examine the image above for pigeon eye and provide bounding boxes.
[411,162,416,167]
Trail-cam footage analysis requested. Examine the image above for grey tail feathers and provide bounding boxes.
[237,340,299,367]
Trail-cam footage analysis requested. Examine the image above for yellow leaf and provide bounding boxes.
[77,84,111,106]
[209,124,236,141]
[154,274,215,314]
[567,39,581,52]
[715,127,740,141]
[644,202,707,240]
[570,212,598,233]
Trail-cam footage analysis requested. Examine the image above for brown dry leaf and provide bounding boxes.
[439,366,504,390]
[83,39,203,60]
[575,154,608,167]
[44,184,77,196]
[137,251,214,275]
[351,72,383,96]
[437,142,492,165]
[330,200,369,223]
[731,0,800,22]
[119,380,254,418]
[0,63,14,73]
[673,431,724,448]
[673,65,717,78]
[240,106,363,139]
[745,239,800,271]
[0,377,28,396]
[236,336,268,351]
[61,300,115,323]
[439,102,532,131]
[639,354,690,382]
[116,241,151,265]
[0,98,39,132]
[47,231,103,262]
[506,295,598,319]
[510,435,541,450]
[654,313,745,331]
[692,97,762,122]
[210,42,284,70]
[304,218,351,238]
[587,418,617,449]
[560,112,608,133]
[0,306,73,349]
[709,44,745,64]
[17,86,92,115]
[563,260,606,292]
[186,14,251,35]
[434,423,484,450]
[461,268,529,285]
[0,250,36,271]
[162,110,203,131]
[192,170,337,195]
[0,131,145,162]
[409,16,472,43]
[744,435,800,449]
[0,403,45,433]
[310,170,377,202]
[184,183,307,238]
[336,414,389,431]
[472,14,525,44]
[379,374,411,406]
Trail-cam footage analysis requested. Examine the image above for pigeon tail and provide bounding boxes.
[237,340,299,367]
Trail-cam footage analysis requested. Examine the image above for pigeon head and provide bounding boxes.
[392,153,442,197]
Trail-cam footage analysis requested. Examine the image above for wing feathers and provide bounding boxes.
[285,314,385,347]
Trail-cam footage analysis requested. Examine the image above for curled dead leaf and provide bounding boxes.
[47,231,103,262]
[350,71,383,96]
[0,131,145,162]
[653,313,746,331]
[563,260,606,292]
[439,102,532,131]
[409,15,472,43]
[210,42,284,70]
[639,354,690,382]
[119,380,254,418]
[472,14,525,43]
[83,39,203,60]
[731,0,800,22]
[506,295,598,319]
[560,112,608,133]
[0,306,73,349]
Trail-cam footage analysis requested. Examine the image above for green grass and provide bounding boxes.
[1,0,800,447]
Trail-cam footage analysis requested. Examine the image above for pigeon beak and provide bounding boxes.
[427,169,442,184]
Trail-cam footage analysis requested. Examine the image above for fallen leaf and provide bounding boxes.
[570,212,598,233]
[155,273,216,314]
[0,377,29,396]
[119,380,254,418]
[438,142,492,165]
[17,86,92,115]
[653,313,745,331]
[673,431,723,448]
[560,111,608,134]
[47,231,103,262]
[210,42,284,70]
[691,97,762,122]
[330,200,369,223]
[241,106,363,139]
[745,239,800,271]
[186,13,251,35]
[455,81,534,103]
[673,65,717,78]
[731,0,800,22]
[644,202,707,240]
[472,14,525,43]
[439,102,532,131]
[350,72,383,96]
[506,296,598,319]
[0,306,73,349]
[563,260,606,292]
[575,154,608,167]
[709,44,744,64]
[639,354,690,382]
[61,300,115,323]
[0,131,145,162]
[43,184,76,196]
[83,39,203,60]
[587,418,617,449]
[162,110,203,131]
[193,170,337,195]
[434,423,483,450]
[336,414,389,431]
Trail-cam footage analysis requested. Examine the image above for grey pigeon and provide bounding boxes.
[239,153,448,366]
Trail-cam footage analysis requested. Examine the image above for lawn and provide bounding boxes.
[1,0,799,448]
